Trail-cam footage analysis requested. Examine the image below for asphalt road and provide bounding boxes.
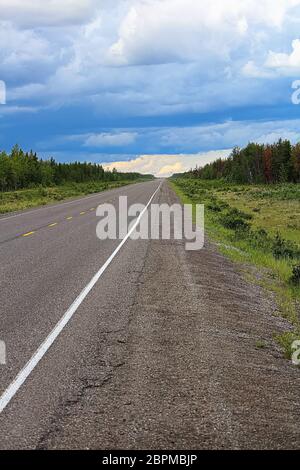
[0,180,161,448]
[0,180,299,449]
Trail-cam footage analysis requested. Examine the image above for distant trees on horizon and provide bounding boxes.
[188,139,300,184]
[0,145,145,192]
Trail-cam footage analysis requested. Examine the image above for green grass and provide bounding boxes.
[255,340,267,350]
[171,178,300,359]
[0,179,151,215]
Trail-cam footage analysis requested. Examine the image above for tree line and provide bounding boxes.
[0,145,148,192]
[188,139,300,184]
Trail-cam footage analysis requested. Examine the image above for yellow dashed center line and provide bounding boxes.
[22,231,35,237]
[19,208,94,240]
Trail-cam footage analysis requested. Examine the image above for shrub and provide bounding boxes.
[249,228,271,250]
[207,201,223,212]
[219,207,252,231]
[290,265,300,285]
[39,188,50,197]
[229,207,253,220]
[219,212,250,232]
[272,233,299,260]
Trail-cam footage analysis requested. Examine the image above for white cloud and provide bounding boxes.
[63,131,138,148]
[83,132,137,147]
[103,151,231,177]
[108,0,300,66]
[156,120,300,150]
[242,60,275,78]
[2,0,300,117]
[8,83,46,101]
[49,118,300,156]
[0,0,96,27]
[0,21,53,68]
[0,105,38,116]
[255,130,300,143]
[242,37,300,78]
[266,38,300,70]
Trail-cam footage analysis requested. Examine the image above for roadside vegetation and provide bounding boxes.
[0,180,152,214]
[0,145,153,213]
[171,140,300,360]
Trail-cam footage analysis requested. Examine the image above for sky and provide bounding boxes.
[1,0,300,176]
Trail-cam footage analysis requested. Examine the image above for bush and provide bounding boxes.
[39,188,50,197]
[219,208,251,231]
[290,265,300,285]
[272,233,300,260]
[249,228,271,250]
[207,201,223,212]
[207,197,229,212]
[229,207,253,220]
[220,214,250,231]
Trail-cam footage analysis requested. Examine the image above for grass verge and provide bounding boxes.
[0,179,151,215]
[170,178,300,360]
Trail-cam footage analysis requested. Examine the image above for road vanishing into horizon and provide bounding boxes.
[0,179,300,450]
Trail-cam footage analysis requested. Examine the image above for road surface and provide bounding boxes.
[0,180,299,449]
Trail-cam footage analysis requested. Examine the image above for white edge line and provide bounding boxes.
[0,184,161,413]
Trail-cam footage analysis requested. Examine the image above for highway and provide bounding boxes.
[0,180,299,449]
[0,180,160,448]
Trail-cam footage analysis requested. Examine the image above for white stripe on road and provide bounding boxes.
[0,184,161,413]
